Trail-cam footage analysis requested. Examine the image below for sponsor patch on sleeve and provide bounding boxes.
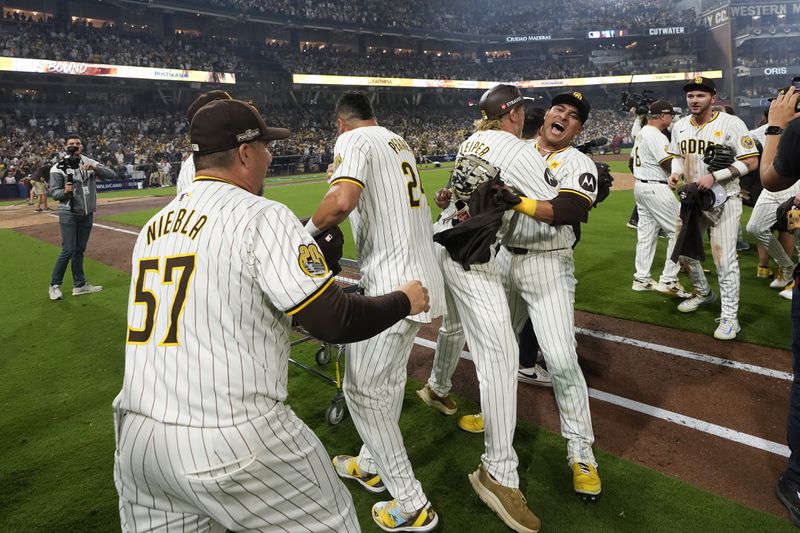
[578,172,597,193]
[297,243,329,278]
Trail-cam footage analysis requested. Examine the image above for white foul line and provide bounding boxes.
[411,337,790,458]
[46,213,141,236]
[575,327,792,381]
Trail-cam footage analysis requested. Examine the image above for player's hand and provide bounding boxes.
[399,280,430,315]
[793,193,800,207]
[668,173,681,189]
[696,173,714,191]
[64,182,74,193]
[80,163,96,171]
[434,188,452,208]
[768,86,800,128]
[326,163,335,179]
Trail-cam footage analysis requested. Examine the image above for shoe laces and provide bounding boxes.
[714,317,735,329]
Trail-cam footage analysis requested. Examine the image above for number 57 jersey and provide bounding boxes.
[329,125,444,322]
[115,179,335,427]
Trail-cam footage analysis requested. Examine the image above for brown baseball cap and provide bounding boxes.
[479,84,525,120]
[190,99,290,155]
[186,90,233,122]
[648,100,676,115]
[683,76,716,94]
[551,91,591,123]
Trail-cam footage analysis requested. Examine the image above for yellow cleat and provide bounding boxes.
[458,413,484,433]
[757,264,773,278]
[371,499,438,532]
[572,461,602,502]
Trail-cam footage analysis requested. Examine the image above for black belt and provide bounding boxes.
[504,245,569,255]
[637,179,668,184]
[506,246,529,255]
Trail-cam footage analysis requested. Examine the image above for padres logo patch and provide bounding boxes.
[713,130,722,138]
[297,244,329,278]
[741,135,755,150]
[694,76,703,84]
[573,91,583,100]
[578,172,597,193]
[548,160,560,171]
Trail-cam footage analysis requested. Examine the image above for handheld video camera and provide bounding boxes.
[621,90,656,115]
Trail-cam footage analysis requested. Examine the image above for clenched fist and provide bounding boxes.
[399,280,430,315]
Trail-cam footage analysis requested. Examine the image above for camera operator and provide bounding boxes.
[48,134,116,301]
[760,85,800,527]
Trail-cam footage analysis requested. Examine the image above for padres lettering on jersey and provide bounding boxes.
[668,111,758,194]
[116,178,333,427]
[329,125,444,321]
[504,143,597,251]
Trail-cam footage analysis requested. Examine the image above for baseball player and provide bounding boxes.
[631,100,691,298]
[746,104,799,297]
[495,91,602,502]
[113,99,431,532]
[667,77,759,340]
[176,90,233,195]
[419,84,555,533]
[304,92,444,532]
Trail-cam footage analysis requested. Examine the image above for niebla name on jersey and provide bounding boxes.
[145,207,208,245]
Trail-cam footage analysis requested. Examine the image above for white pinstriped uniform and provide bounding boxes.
[745,124,800,270]
[496,143,599,466]
[176,155,195,195]
[113,179,359,532]
[329,125,445,514]
[427,129,554,488]
[632,124,682,284]
[667,111,759,320]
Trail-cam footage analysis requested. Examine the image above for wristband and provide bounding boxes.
[512,197,538,217]
[711,168,733,181]
[304,218,323,237]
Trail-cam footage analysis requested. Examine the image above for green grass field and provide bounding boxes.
[103,166,791,349]
[1,161,795,532]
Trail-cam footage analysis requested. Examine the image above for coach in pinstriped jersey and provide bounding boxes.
[494,91,603,501]
[114,99,432,532]
[630,100,691,297]
[304,92,444,532]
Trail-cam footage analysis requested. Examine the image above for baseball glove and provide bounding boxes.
[450,154,501,201]
[703,144,736,172]
[594,162,613,206]
[300,218,344,275]
[789,208,800,232]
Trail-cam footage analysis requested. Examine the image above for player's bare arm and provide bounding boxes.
[762,87,800,192]
[307,180,362,235]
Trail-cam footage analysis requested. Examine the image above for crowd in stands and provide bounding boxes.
[185,0,695,35]
[0,20,244,73]
[0,102,634,182]
[736,41,800,67]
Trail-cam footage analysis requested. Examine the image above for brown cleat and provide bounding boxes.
[416,383,457,415]
[468,464,540,533]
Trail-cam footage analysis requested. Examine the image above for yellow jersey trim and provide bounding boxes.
[330,177,365,189]
[689,111,719,129]
[534,141,570,160]
[560,188,593,204]
[193,175,244,189]
[658,155,674,165]
[736,154,758,161]
[286,276,335,316]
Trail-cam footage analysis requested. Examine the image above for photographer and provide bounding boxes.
[48,134,116,301]
[760,85,800,527]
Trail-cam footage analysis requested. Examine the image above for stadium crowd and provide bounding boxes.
[0,101,635,182]
[183,0,695,34]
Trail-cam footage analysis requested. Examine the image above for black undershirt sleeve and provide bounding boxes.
[774,117,800,179]
[294,283,411,344]
[550,191,591,226]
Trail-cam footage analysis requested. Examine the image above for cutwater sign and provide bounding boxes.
[648,27,685,35]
